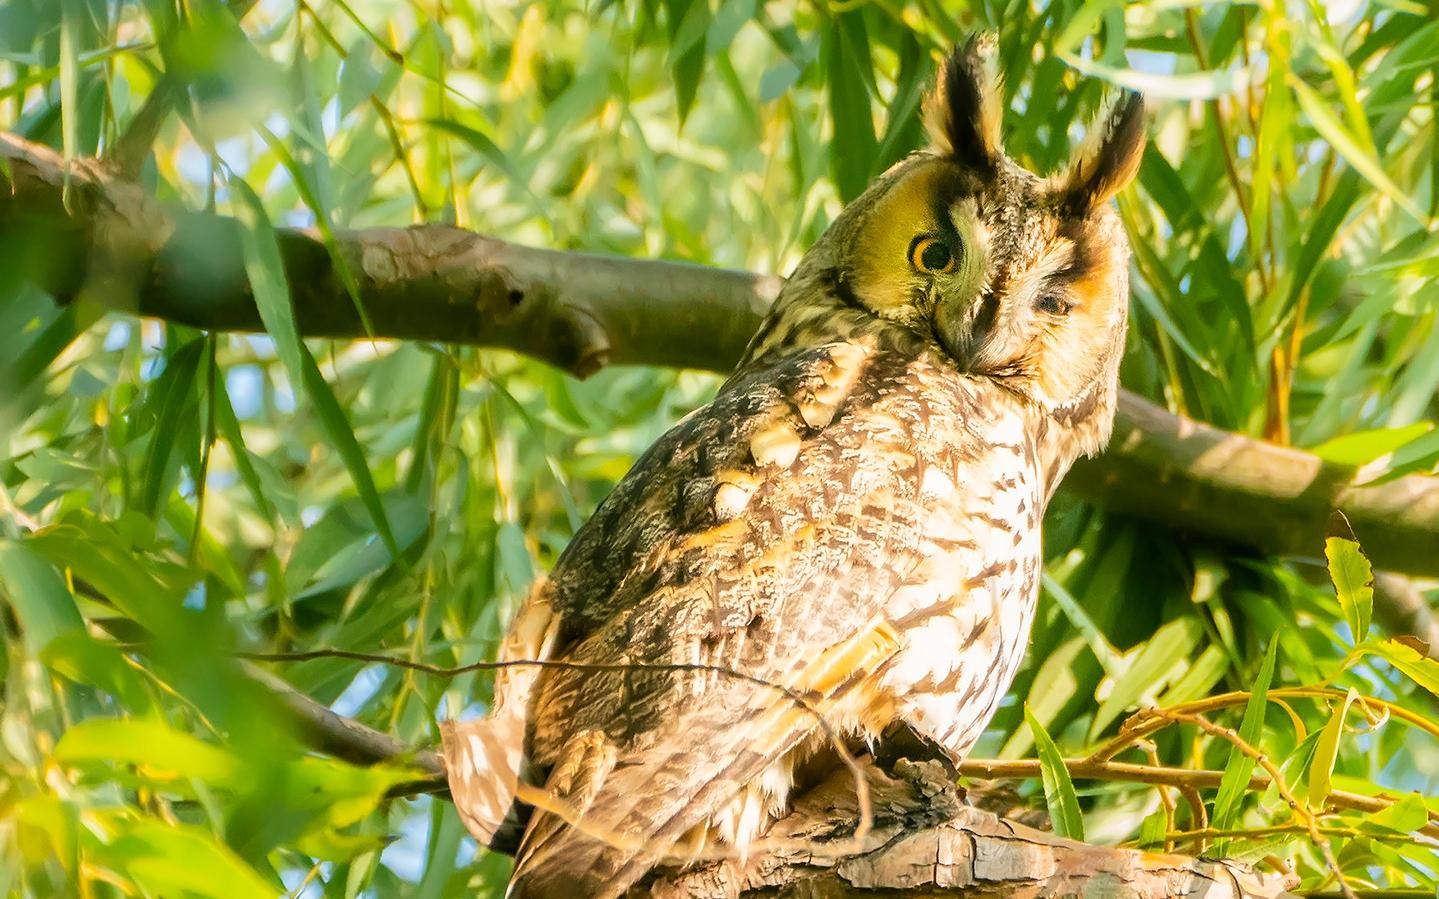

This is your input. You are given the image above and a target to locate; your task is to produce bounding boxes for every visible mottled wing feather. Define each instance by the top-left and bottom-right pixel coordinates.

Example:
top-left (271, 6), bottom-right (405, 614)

top-left (440, 581), bottom-right (560, 851)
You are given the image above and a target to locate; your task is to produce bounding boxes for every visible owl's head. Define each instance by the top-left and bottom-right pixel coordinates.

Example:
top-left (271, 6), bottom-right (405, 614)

top-left (764, 36), bottom-right (1143, 458)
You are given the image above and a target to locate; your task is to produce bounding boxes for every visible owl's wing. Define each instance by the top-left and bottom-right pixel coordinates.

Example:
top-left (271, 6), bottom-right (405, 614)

top-left (506, 339), bottom-right (982, 897)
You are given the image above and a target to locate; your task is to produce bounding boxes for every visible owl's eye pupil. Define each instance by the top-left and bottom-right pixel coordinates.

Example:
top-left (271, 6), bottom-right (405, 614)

top-left (1036, 294), bottom-right (1072, 316)
top-left (909, 236), bottom-right (957, 274)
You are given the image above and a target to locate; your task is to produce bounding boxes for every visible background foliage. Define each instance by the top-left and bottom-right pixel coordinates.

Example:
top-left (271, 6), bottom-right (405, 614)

top-left (2, 0), bottom-right (1439, 895)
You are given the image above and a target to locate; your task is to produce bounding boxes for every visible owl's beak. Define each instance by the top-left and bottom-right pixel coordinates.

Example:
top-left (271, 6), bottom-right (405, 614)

top-left (933, 290), bottom-right (999, 372)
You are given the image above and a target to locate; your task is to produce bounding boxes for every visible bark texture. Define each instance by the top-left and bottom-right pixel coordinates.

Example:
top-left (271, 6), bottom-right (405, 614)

top-left (4, 132), bottom-right (1436, 585)
top-left (641, 759), bottom-right (1297, 898)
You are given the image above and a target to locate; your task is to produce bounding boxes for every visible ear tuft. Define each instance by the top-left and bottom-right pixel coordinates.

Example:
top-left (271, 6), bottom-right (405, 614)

top-left (1060, 92), bottom-right (1145, 212)
top-left (923, 34), bottom-right (1004, 171)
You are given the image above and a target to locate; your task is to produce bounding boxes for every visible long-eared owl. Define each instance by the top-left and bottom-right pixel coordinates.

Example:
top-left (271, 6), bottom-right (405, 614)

top-left (443, 34), bottom-right (1144, 898)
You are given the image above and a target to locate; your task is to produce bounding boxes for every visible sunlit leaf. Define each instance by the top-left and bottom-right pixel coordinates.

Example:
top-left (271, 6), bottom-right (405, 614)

top-left (54, 719), bottom-right (248, 788)
top-left (1325, 537), bottom-right (1374, 644)
top-left (93, 819), bottom-right (276, 899)
top-left (1212, 638), bottom-right (1276, 853)
top-left (1025, 705), bottom-right (1084, 841)
top-left (1307, 687), bottom-right (1358, 811)
top-left (0, 540), bottom-right (84, 655)
top-left (229, 178), bottom-right (400, 559)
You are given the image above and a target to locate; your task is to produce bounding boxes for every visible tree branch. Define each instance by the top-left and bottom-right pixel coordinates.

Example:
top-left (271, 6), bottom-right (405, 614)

top-left (3, 131), bottom-right (1437, 587)
top-left (642, 759), bottom-right (1297, 897)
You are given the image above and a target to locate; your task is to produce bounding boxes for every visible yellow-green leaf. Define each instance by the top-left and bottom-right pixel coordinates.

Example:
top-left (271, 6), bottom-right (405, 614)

top-left (54, 719), bottom-right (248, 789)
top-left (1212, 638), bottom-right (1277, 853)
top-left (1290, 74), bottom-right (1431, 227)
top-left (1361, 638), bottom-right (1439, 696)
top-left (1363, 793), bottom-right (1431, 834)
top-left (1307, 687), bottom-right (1358, 811)
top-left (0, 540), bottom-right (84, 655)
top-left (1325, 536), bottom-right (1374, 643)
top-left (1025, 704), bottom-right (1084, 841)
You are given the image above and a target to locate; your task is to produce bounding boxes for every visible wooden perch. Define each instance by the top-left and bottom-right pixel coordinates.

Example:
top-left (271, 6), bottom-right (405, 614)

top-left (643, 758), bottom-right (1297, 898)
top-left (4, 131), bottom-right (1436, 586)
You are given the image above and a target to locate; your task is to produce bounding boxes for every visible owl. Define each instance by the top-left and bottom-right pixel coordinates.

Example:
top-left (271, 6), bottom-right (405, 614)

top-left (442, 36), bottom-right (1144, 898)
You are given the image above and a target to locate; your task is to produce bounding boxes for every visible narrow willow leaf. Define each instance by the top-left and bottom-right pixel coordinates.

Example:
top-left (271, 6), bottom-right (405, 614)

top-left (57, 0), bottom-right (79, 176)
top-left (1061, 52), bottom-right (1251, 99)
top-left (229, 178), bottom-right (400, 559)
top-left (229, 179), bottom-right (304, 381)
top-left (28, 519), bottom-right (185, 636)
top-left (1308, 423), bottom-right (1433, 466)
top-left (0, 541), bottom-right (84, 655)
top-left (1089, 616), bottom-right (1203, 740)
top-left (1024, 705), bottom-right (1084, 841)
top-left (137, 339), bottom-right (205, 518)
top-left (1290, 74), bottom-right (1430, 226)
top-left (1212, 638), bottom-right (1277, 854)
top-left (667, 0), bottom-right (710, 123)
top-left (1307, 687), bottom-right (1358, 812)
top-left (1042, 572), bottom-right (1122, 674)
top-left (1325, 537), bottom-right (1374, 644)
top-left (1365, 426), bottom-right (1439, 481)
top-left (823, 17), bottom-right (877, 202)
top-left (211, 375), bottom-right (277, 523)
top-left (255, 126), bottom-right (372, 336)
top-left (1136, 805), bottom-right (1168, 851)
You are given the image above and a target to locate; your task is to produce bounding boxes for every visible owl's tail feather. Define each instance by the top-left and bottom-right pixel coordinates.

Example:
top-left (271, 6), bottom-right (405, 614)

top-left (507, 618), bottom-right (901, 899)
top-left (441, 583), bottom-right (559, 853)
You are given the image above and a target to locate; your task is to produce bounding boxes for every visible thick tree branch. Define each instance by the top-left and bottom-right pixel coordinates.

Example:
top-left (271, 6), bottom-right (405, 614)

top-left (3, 131), bottom-right (1438, 590)
top-left (645, 759), bottom-right (1297, 898)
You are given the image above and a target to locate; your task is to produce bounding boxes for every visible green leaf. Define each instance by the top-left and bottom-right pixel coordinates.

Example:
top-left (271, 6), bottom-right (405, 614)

top-left (1089, 616), bottom-right (1203, 740)
top-left (57, 0), bottom-right (79, 172)
top-left (41, 633), bottom-right (154, 712)
top-left (229, 178), bottom-right (400, 560)
top-left (1061, 51), bottom-right (1251, 99)
top-left (54, 719), bottom-right (248, 788)
top-left (1362, 793), bottom-right (1431, 834)
top-left (1024, 704), bottom-right (1084, 841)
top-left (1325, 537), bottom-right (1374, 644)
top-left (93, 819), bottom-right (275, 899)
top-left (1136, 804), bottom-right (1168, 851)
top-left (1042, 572), bottom-right (1122, 674)
top-left (0, 540), bottom-right (84, 655)
top-left (28, 519), bottom-right (188, 637)
top-left (1307, 687), bottom-right (1358, 812)
top-left (666, 0), bottom-right (710, 123)
top-left (1360, 637), bottom-right (1439, 696)
top-left (1290, 74), bottom-right (1431, 227)
top-left (823, 15), bottom-right (877, 202)
top-left (137, 338), bottom-right (205, 518)
top-left (1308, 423), bottom-right (1433, 466)
top-left (1211, 638), bottom-right (1277, 853)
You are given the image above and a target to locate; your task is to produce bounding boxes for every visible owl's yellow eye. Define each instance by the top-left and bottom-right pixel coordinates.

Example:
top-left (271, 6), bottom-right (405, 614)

top-left (908, 236), bottom-right (958, 274)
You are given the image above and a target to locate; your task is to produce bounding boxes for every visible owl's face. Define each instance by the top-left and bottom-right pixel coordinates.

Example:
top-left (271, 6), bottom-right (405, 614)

top-left (809, 39), bottom-right (1144, 454)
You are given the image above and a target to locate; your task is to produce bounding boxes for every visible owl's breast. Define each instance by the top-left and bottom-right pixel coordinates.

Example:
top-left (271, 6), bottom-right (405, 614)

top-left (876, 394), bottom-right (1045, 757)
